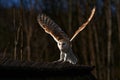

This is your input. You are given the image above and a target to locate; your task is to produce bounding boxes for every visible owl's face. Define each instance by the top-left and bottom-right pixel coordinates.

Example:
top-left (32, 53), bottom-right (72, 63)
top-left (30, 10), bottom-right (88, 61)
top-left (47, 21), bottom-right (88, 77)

top-left (57, 40), bottom-right (71, 51)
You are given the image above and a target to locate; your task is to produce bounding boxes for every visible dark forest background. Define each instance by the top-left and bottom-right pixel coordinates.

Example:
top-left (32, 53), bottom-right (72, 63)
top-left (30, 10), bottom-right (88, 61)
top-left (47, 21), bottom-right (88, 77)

top-left (0, 0), bottom-right (120, 80)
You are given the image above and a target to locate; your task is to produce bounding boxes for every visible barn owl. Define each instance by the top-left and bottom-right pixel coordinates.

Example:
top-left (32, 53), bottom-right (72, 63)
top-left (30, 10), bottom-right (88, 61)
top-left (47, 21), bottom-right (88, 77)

top-left (37, 7), bottom-right (95, 64)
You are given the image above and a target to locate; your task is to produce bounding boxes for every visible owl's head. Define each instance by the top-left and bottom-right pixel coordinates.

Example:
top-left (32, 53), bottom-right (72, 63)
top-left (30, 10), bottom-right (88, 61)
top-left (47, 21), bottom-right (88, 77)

top-left (57, 39), bottom-right (71, 51)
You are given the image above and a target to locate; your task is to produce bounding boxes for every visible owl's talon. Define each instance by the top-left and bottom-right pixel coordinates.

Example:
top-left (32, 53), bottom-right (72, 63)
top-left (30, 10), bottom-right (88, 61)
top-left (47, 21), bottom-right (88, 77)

top-left (52, 59), bottom-right (63, 64)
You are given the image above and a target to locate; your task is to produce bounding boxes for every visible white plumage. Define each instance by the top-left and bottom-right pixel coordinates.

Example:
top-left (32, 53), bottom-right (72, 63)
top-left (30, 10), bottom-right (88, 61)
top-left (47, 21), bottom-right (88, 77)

top-left (37, 7), bottom-right (95, 64)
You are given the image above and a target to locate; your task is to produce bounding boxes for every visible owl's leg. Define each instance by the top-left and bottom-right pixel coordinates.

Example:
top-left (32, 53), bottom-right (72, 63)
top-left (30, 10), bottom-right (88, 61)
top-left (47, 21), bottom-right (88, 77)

top-left (63, 52), bottom-right (77, 64)
top-left (58, 52), bottom-right (64, 61)
top-left (58, 53), bottom-right (68, 63)
top-left (63, 53), bottom-right (72, 63)
top-left (63, 53), bottom-right (67, 62)
top-left (52, 52), bottom-right (64, 63)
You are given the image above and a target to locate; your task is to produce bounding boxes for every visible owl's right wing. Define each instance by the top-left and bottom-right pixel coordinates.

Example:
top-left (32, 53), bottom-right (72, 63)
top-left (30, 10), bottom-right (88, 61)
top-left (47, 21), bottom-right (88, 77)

top-left (70, 7), bottom-right (96, 41)
top-left (37, 14), bottom-right (69, 43)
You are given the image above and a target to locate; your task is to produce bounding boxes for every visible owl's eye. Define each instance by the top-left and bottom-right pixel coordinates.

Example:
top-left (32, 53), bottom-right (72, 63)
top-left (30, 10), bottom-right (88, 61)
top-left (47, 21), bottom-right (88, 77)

top-left (62, 43), bottom-right (66, 46)
top-left (58, 43), bottom-right (61, 45)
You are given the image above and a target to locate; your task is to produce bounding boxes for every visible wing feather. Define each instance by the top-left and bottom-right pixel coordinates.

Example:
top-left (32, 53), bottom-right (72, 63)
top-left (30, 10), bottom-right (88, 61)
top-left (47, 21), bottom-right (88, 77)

top-left (70, 7), bottom-right (96, 41)
top-left (37, 14), bottom-right (69, 42)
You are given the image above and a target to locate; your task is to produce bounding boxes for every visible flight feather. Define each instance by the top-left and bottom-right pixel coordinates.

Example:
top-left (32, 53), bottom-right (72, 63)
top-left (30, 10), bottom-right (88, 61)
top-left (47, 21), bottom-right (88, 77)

top-left (70, 7), bottom-right (96, 41)
top-left (37, 14), bottom-right (69, 42)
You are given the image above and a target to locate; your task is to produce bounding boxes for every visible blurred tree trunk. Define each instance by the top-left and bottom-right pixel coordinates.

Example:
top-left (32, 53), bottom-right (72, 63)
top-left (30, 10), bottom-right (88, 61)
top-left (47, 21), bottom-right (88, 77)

top-left (19, 1), bottom-right (23, 61)
top-left (26, 28), bottom-right (32, 61)
top-left (88, 25), bottom-right (96, 76)
top-left (81, 32), bottom-right (88, 65)
top-left (68, 0), bottom-right (72, 35)
top-left (104, 0), bottom-right (112, 80)
top-left (93, 23), bottom-right (101, 80)
top-left (116, 0), bottom-right (120, 43)
top-left (77, 0), bottom-right (88, 65)
top-left (26, 0), bottom-right (34, 61)
top-left (21, 0), bottom-right (32, 61)
top-left (20, 28), bottom-right (23, 61)
top-left (115, 0), bottom-right (120, 80)
top-left (3, 42), bottom-right (9, 58)
top-left (13, 8), bottom-right (17, 60)
top-left (13, 8), bottom-right (21, 60)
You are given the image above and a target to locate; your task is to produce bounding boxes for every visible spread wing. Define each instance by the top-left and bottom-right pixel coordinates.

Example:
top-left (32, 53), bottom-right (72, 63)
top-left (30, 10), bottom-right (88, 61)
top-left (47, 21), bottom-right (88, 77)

top-left (70, 7), bottom-right (96, 41)
top-left (37, 14), bottom-right (69, 43)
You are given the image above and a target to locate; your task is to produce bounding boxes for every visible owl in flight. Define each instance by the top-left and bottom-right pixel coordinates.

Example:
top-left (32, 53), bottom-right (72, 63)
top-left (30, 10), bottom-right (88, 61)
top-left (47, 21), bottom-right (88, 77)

top-left (37, 7), bottom-right (95, 64)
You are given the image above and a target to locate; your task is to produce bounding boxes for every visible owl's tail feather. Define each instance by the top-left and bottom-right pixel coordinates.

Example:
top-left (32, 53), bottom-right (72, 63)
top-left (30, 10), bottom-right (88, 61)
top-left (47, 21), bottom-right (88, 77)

top-left (70, 7), bottom-right (96, 42)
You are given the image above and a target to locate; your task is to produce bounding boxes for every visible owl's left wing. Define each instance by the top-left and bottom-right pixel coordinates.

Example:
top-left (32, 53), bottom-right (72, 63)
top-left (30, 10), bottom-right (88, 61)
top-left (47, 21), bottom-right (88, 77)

top-left (37, 14), bottom-right (69, 43)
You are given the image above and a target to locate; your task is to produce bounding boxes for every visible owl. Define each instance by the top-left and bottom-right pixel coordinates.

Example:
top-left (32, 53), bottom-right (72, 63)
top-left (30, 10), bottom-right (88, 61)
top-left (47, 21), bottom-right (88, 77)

top-left (37, 7), bottom-right (95, 64)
